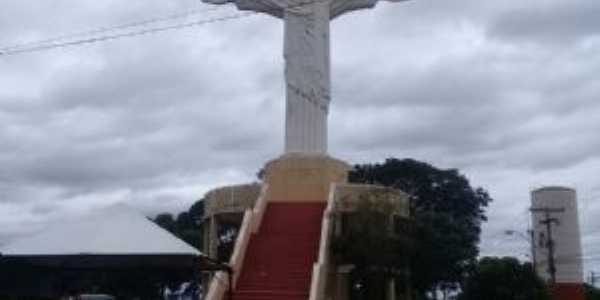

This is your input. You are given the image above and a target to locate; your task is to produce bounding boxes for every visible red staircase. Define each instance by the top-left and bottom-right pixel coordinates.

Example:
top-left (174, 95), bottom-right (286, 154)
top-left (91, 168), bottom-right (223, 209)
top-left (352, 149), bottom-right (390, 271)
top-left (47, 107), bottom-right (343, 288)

top-left (231, 203), bottom-right (325, 300)
top-left (552, 283), bottom-right (585, 300)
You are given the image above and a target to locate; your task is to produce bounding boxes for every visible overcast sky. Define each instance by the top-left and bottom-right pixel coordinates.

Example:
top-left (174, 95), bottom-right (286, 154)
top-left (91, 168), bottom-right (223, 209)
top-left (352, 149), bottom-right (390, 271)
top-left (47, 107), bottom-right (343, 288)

top-left (1, 0), bottom-right (600, 276)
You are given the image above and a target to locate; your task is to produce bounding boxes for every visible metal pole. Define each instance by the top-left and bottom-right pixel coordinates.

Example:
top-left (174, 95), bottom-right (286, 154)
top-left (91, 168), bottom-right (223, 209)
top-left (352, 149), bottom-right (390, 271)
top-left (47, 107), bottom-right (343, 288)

top-left (543, 211), bottom-right (558, 285)
top-left (529, 229), bottom-right (536, 272)
top-left (530, 207), bottom-right (564, 285)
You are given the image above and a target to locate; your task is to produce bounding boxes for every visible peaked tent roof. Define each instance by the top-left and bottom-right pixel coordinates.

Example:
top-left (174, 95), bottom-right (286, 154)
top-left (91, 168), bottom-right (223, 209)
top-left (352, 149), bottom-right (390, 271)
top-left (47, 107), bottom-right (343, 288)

top-left (0, 204), bottom-right (201, 256)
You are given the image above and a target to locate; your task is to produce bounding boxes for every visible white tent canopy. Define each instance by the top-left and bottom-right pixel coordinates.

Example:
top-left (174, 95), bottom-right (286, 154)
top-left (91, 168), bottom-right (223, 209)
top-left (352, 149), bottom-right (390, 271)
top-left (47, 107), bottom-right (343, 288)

top-left (0, 205), bottom-right (228, 299)
top-left (0, 204), bottom-right (201, 256)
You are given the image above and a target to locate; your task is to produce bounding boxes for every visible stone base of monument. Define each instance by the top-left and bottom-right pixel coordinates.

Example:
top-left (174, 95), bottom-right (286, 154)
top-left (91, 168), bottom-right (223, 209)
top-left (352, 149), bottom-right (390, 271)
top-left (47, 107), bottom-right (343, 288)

top-left (263, 153), bottom-right (350, 203)
top-left (201, 155), bottom-right (410, 300)
top-left (201, 154), bottom-right (350, 259)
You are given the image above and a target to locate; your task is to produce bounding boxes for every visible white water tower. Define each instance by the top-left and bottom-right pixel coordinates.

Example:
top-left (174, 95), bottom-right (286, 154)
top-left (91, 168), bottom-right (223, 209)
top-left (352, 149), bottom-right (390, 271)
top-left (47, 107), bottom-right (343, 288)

top-left (531, 186), bottom-right (583, 284)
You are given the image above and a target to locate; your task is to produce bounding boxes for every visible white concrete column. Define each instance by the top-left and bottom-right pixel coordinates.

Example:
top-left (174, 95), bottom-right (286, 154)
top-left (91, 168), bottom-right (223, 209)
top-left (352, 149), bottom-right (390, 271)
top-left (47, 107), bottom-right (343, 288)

top-left (284, 1), bottom-right (330, 154)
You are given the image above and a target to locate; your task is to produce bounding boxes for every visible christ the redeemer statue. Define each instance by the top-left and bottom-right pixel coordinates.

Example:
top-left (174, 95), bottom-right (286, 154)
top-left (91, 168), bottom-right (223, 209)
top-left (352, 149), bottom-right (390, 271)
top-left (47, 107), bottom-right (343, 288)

top-left (203, 0), bottom-right (408, 154)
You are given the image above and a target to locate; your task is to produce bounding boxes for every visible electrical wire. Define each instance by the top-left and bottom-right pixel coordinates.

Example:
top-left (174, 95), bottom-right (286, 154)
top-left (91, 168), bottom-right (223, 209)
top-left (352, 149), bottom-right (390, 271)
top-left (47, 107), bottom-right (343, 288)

top-left (0, 6), bottom-right (226, 53)
top-left (0, 11), bottom-right (256, 56)
top-left (0, 0), bottom-right (325, 57)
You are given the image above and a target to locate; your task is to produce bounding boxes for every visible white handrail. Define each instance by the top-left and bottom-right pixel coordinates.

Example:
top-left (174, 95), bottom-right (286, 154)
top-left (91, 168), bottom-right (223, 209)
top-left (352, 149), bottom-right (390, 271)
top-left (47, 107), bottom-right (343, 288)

top-left (309, 183), bottom-right (337, 300)
top-left (229, 209), bottom-right (253, 287)
top-left (251, 183), bottom-right (269, 233)
top-left (205, 210), bottom-right (251, 300)
top-left (319, 183), bottom-right (336, 262)
top-left (205, 184), bottom-right (270, 300)
top-left (205, 271), bottom-right (228, 300)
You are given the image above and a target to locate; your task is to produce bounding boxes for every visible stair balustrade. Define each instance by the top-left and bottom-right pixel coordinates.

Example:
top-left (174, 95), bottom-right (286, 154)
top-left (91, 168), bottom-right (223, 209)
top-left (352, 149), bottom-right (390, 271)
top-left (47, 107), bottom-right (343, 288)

top-left (205, 184), bottom-right (269, 300)
top-left (309, 183), bottom-right (337, 300)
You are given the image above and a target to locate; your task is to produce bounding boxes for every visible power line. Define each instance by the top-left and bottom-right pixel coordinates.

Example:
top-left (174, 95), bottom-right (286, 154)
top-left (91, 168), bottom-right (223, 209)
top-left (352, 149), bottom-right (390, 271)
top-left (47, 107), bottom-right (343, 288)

top-left (591, 272), bottom-right (596, 286)
top-left (0, 11), bottom-right (257, 56)
top-left (0, 0), bottom-right (325, 57)
top-left (0, 6), bottom-right (226, 53)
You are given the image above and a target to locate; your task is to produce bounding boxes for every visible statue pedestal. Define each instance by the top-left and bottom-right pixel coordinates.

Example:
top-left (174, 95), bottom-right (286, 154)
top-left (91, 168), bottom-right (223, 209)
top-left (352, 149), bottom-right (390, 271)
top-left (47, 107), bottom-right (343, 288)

top-left (264, 154), bottom-right (350, 203)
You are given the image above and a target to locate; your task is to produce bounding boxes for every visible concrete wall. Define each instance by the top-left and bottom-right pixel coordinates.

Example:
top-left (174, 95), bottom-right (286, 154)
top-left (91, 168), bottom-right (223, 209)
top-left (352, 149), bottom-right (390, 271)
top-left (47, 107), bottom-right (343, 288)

top-left (264, 154), bottom-right (350, 203)
top-left (333, 183), bottom-right (410, 216)
top-left (204, 183), bottom-right (261, 218)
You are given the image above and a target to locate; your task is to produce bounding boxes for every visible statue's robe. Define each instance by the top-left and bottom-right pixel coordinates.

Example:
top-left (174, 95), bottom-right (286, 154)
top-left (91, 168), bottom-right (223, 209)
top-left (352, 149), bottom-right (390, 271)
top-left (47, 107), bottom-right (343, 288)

top-left (202, 0), bottom-right (406, 153)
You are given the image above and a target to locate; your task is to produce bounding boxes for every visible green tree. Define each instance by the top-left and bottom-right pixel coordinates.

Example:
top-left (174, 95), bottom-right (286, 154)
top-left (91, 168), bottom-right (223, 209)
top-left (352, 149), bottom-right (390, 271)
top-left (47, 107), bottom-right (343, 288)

top-left (153, 199), bottom-right (205, 250)
top-left (331, 191), bottom-right (412, 300)
top-left (349, 158), bottom-right (492, 297)
top-left (154, 213), bottom-right (176, 233)
top-left (189, 199), bottom-right (205, 222)
top-left (586, 284), bottom-right (600, 300)
top-left (459, 257), bottom-right (551, 300)
top-left (175, 211), bottom-right (203, 250)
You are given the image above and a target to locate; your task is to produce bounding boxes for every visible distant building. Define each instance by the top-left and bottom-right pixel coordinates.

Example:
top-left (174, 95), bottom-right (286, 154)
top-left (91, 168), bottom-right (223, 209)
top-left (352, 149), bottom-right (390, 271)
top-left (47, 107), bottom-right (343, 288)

top-left (531, 186), bottom-right (585, 300)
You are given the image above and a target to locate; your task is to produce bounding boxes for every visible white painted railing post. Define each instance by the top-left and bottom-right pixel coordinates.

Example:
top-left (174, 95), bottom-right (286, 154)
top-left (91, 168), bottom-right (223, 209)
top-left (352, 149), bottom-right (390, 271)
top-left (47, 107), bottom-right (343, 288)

top-left (251, 184), bottom-right (269, 233)
top-left (204, 184), bottom-right (270, 300)
top-left (309, 183), bottom-right (337, 300)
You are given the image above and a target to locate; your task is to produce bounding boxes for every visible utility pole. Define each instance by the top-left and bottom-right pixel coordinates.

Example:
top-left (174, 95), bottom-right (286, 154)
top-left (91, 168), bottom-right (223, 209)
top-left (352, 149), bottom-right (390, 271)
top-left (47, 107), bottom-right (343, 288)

top-left (529, 229), bottom-right (536, 271)
top-left (590, 271), bottom-right (599, 287)
top-left (531, 207), bottom-right (565, 285)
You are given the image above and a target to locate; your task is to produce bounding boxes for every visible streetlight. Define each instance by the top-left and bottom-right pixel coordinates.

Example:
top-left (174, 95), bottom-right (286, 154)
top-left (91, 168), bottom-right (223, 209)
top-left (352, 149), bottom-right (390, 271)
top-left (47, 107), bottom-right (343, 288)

top-left (505, 229), bottom-right (536, 271)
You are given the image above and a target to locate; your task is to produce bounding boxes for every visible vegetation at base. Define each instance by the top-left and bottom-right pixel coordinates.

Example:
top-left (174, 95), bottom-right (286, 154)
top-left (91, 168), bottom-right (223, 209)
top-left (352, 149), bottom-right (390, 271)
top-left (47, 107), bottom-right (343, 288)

top-left (153, 199), bottom-right (205, 250)
top-left (331, 190), bottom-right (413, 300)
top-left (587, 284), bottom-right (600, 300)
top-left (153, 196), bottom-right (237, 262)
top-left (458, 257), bottom-right (551, 300)
top-left (349, 158), bottom-right (492, 298)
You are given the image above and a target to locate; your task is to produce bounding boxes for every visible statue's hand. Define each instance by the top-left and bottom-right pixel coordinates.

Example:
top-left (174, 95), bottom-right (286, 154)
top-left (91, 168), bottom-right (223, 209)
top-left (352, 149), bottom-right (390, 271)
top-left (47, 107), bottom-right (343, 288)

top-left (202, 0), bottom-right (233, 4)
top-left (201, 0), bottom-right (287, 18)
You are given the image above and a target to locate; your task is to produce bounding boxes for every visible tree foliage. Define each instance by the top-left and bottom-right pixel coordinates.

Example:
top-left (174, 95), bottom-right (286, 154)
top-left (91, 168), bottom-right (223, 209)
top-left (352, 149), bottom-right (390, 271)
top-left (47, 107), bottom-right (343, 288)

top-left (332, 191), bottom-right (412, 300)
top-left (349, 158), bottom-right (492, 295)
top-left (458, 257), bottom-right (551, 300)
top-left (586, 284), bottom-right (600, 300)
top-left (153, 198), bottom-right (237, 262)
top-left (153, 200), bottom-right (204, 250)
top-left (154, 213), bottom-right (177, 232)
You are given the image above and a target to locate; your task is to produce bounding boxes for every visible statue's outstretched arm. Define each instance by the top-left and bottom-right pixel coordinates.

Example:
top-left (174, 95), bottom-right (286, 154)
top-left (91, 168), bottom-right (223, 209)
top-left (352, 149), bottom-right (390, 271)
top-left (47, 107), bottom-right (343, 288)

top-left (330, 0), bottom-right (409, 19)
top-left (331, 0), bottom-right (377, 18)
top-left (202, 0), bottom-right (292, 18)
